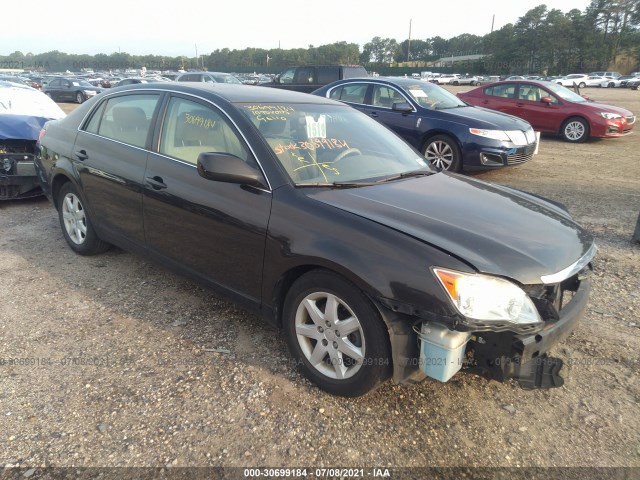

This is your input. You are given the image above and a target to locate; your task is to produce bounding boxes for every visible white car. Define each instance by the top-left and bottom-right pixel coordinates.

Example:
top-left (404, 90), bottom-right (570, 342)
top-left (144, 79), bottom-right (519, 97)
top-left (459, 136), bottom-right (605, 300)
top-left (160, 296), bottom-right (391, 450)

top-left (434, 74), bottom-right (460, 85)
top-left (583, 75), bottom-right (608, 87)
top-left (599, 76), bottom-right (626, 88)
top-left (554, 74), bottom-right (589, 88)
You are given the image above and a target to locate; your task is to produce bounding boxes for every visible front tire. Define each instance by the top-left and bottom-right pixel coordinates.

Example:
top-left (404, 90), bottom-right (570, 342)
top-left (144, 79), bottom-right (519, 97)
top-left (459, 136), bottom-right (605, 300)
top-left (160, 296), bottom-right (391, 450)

top-left (422, 134), bottom-right (461, 172)
top-left (283, 270), bottom-right (391, 397)
top-left (58, 183), bottom-right (110, 255)
top-left (76, 92), bottom-right (85, 104)
top-left (561, 117), bottom-right (589, 143)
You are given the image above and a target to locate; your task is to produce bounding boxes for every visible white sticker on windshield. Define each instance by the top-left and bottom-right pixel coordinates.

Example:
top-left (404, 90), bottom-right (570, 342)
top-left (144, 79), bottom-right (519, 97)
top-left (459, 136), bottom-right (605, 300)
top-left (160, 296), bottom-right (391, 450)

top-left (409, 89), bottom-right (428, 98)
top-left (305, 115), bottom-right (327, 138)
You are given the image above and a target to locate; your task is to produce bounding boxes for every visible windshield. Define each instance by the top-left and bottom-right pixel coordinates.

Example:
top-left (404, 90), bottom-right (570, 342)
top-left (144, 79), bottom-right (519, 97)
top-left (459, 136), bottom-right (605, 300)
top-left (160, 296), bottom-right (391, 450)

top-left (545, 82), bottom-right (587, 103)
top-left (402, 82), bottom-right (467, 110)
top-left (72, 80), bottom-right (93, 87)
top-left (211, 74), bottom-right (241, 84)
top-left (239, 103), bottom-right (431, 185)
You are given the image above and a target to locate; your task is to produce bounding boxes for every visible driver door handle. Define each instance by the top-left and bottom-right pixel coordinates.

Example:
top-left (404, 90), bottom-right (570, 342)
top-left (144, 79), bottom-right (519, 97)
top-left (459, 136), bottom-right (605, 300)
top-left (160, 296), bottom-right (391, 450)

top-left (75, 150), bottom-right (88, 161)
top-left (145, 176), bottom-right (167, 190)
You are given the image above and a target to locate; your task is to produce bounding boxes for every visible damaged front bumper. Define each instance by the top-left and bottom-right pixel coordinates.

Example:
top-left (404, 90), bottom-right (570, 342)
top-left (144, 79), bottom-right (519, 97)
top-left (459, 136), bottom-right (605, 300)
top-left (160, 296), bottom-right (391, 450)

top-left (1, 144), bottom-right (42, 200)
top-left (380, 272), bottom-right (592, 390)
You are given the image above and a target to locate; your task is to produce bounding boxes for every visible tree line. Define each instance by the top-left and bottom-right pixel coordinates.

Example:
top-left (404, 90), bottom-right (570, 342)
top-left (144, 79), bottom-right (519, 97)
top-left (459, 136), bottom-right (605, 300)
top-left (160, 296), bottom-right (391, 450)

top-left (2, 1), bottom-right (639, 75)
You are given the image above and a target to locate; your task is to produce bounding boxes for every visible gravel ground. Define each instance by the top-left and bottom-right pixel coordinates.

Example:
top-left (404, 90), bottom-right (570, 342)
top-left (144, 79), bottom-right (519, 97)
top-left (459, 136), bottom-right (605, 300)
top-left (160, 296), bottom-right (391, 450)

top-left (0, 86), bottom-right (639, 477)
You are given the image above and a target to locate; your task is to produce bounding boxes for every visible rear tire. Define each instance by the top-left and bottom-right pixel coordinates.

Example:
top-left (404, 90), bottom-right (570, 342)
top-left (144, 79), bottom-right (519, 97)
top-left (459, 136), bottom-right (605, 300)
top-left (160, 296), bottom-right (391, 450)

top-left (283, 270), bottom-right (392, 397)
top-left (58, 183), bottom-right (110, 255)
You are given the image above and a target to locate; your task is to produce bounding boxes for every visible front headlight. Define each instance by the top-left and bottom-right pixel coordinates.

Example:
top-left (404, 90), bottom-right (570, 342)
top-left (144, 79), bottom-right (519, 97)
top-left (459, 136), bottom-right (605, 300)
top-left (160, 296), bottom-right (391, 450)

top-left (469, 128), bottom-right (511, 142)
top-left (599, 112), bottom-right (622, 120)
top-left (433, 268), bottom-right (542, 327)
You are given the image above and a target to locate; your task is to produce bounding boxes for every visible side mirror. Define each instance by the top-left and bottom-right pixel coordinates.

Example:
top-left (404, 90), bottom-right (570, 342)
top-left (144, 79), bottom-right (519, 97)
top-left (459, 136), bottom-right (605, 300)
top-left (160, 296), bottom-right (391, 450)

top-left (392, 102), bottom-right (413, 112)
top-left (540, 97), bottom-right (553, 104)
top-left (197, 152), bottom-right (267, 189)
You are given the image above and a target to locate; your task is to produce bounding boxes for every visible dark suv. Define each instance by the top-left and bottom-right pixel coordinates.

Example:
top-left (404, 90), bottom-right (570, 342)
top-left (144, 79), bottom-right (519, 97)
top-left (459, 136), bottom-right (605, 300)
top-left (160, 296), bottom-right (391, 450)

top-left (265, 65), bottom-right (369, 93)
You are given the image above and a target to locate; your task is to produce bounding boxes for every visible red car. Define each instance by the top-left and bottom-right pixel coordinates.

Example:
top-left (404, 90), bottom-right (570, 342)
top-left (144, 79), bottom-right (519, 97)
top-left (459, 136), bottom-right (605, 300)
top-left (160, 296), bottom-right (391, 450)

top-left (457, 80), bottom-right (636, 142)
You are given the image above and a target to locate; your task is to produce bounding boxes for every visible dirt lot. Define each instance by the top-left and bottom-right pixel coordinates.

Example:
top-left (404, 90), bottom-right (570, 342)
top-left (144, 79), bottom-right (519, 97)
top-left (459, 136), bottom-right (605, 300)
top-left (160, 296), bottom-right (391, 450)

top-left (1, 85), bottom-right (639, 476)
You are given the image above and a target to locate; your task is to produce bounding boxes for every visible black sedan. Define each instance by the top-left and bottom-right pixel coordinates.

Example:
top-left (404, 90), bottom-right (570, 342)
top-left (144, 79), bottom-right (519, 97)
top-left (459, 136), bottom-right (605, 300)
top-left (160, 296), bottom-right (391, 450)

top-left (312, 77), bottom-right (538, 172)
top-left (36, 83), bottom-right (595, 396)
top-left (42, 76), bottom-right (104, 103)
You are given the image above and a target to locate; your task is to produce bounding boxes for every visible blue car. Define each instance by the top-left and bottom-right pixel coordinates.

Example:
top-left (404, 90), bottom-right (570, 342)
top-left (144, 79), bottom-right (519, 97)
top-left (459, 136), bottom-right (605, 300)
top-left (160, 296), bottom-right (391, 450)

top-left (312, 77), bottom-right (538, 172)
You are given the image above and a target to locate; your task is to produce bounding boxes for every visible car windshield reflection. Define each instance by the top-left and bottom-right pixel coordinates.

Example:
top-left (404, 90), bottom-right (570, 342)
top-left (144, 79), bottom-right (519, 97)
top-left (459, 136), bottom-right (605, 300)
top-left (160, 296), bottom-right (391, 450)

top-left (404, 83), bottom-right (467, 110)
top-left (239, 103), bottom-right (432, 185)
top-left (546, 83), bottom-right (588, 103)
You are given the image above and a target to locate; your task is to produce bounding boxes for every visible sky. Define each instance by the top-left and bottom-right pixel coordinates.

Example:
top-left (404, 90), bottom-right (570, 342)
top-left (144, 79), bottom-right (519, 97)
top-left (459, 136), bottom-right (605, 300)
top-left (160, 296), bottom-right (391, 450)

top-left (2, 0), bottom-right (592, 57)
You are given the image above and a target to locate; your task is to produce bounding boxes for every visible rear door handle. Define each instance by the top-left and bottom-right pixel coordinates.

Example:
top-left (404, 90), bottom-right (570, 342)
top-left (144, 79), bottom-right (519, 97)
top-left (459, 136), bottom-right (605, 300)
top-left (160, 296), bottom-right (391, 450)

top-left (516, 102), bottom-right (525, 107)
top-left (145, 176), bottom-right (167, 190)
top-left (75, 149), bottom-right (88, 161)
top-left (369, 111), bottom-right (379, 118)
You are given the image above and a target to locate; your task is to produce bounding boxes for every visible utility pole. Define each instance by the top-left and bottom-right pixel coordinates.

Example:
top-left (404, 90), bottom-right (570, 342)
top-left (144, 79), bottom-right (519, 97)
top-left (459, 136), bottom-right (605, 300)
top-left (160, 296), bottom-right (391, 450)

top-left (407, 18), bottom-right (412, 62)
top-left (491, 14), bottom-right (495, 33)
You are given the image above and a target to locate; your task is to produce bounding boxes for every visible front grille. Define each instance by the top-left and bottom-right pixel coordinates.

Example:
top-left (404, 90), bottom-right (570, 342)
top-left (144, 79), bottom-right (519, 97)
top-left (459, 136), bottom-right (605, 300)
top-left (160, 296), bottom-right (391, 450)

top-left (507, 143), bottom-right (536, 165)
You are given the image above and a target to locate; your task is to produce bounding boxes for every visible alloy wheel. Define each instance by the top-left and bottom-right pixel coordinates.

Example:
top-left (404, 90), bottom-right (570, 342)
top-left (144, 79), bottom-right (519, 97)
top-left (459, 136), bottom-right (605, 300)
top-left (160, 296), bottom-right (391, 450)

top-left (294, 291), bottom-right (365, 380)
top-left (62, 193), bottom-right (87, 245)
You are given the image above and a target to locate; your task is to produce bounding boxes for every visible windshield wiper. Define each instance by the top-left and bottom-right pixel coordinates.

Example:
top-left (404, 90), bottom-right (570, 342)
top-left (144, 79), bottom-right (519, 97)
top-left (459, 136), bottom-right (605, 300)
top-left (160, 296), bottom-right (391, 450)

top-left (379, 169), bottom-right (434, 182)
top-left (296, 181), bottom-right (377, 188)
top-left (295, 169), bottom-right (433, 188)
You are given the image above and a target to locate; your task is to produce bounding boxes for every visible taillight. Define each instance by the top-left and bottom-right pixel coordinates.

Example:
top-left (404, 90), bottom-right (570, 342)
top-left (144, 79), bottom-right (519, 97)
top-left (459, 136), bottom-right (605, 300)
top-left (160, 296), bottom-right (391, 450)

top-left (37, 128), bottom-right (46, 143)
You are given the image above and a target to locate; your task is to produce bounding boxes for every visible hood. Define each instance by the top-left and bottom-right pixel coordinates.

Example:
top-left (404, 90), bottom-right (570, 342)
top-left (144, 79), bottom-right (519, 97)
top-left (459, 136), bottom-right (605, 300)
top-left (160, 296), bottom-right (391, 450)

top-left (433, 105), bottom-right (532, 131)
top-left (0, 84), bottom-right (66, 140)
top-left (580, 101), bottom-right (634, 117)
top-left (308, 173), bottom-right (593, 285)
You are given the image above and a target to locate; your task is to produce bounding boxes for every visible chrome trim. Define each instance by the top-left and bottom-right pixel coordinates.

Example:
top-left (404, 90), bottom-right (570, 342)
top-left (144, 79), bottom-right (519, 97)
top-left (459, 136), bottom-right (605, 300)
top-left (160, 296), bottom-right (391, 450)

top-left (540, 242), bottom-right (597, 284)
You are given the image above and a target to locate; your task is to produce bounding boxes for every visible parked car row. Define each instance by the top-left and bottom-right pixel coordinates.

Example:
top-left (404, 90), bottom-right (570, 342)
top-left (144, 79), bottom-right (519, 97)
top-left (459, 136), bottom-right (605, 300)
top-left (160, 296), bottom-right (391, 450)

top-left (34, 82), bottom-right (597, 396)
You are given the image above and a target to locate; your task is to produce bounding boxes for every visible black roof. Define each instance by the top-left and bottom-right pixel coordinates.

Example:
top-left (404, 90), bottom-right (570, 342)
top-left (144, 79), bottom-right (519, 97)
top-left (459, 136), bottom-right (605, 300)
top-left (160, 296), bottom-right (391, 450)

top-left (106, 82), bottom-right (342, 105)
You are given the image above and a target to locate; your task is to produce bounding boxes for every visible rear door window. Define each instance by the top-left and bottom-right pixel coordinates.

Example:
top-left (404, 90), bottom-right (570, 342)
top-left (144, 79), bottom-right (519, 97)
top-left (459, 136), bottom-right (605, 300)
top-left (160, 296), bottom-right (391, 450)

top-left (85, 94), bottom-right (161, 148)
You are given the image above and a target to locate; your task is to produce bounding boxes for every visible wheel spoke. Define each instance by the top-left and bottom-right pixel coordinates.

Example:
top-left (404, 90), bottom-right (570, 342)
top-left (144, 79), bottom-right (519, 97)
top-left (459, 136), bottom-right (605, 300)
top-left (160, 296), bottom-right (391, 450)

top-left (336, 337), bottom-right (363, 362)
top-left (302, 298), bottom-right (325, 326)
top-left (328, 348), bottom-right (347, 379)
top-left (64, 196), bottom-right (74, 213)
top-left (308, 343), bottom-right (328, 366)
top-left (324, 294), bottom-right (339, 324)
top-left (296, 323), bottom-right (323, 340)
top-left (337, 316), bottom-right (359, 336)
